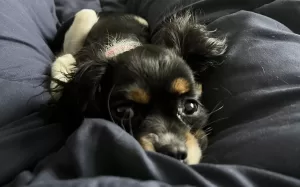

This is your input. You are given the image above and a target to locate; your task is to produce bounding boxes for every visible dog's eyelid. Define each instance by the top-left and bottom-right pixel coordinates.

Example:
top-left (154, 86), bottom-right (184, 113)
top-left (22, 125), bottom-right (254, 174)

top-left (181, 97), bottom-right (199, 104)
top-left (110, 94), bottom-right (147, 106)
top-left (110, 90), bottom-right (150, 106)
top-left (179, 92), bottom-right (200, 100)
top-left (110, 99), bottom-right (133, 108)
top-left (178, 97), bottom-right (201, 109)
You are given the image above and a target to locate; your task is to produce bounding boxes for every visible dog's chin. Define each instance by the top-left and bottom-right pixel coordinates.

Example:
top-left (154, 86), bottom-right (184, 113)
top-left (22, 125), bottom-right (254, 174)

top-left (138, 132), bottom-right (203, 165)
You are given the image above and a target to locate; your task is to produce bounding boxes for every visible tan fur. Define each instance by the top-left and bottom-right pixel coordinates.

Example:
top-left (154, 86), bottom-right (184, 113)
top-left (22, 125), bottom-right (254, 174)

top-left (63, 9), bottom-right (98, 54)
top-left (193, 129), bottom-right (206, 140)
top-left (127, 88), bottom-right (150, 104)
top-left (185, 132), bottom-right (202, 165)
top-left (171, 78), bottom-right (190, 94)
top-left (139, 137), bottom-right (155, 151)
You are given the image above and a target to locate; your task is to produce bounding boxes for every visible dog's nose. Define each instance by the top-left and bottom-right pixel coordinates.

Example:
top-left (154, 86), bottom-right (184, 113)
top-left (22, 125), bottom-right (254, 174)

top-left (157, 145), bottom-right (187, 161)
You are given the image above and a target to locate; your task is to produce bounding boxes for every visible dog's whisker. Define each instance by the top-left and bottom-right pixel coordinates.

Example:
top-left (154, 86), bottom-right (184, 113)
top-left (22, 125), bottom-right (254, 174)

top-left (120, 117), bottom-right (126, 131)
top-left (212, 100), bottom-right (222, 111)
top-left (208, 101), bottom-right (224, 117)
top-left (204, 127), bottom-right (213, 135)
top-left (200, 133), bottom-right (208, 140)
top-left (204, 126), bottom-right (212, 132)
top-left (207, 117), bottom-right (228, 126)
top-left (204, 131), bottom-right (212, 137)
top-left (208, 105), bottom-right (224, 116)
top-left (129, 117), bottom-right (133, 136)
top-left (209, 100), bottom-right (223, 114)
top-left (107, 84), bottom-right (116, 124)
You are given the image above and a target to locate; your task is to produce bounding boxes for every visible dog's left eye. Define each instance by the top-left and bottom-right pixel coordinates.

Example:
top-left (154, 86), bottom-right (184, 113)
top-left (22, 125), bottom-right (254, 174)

top-left (183, 100), bottom-right (199, 115)
top-left (115, 106), bottom-right (135, 120)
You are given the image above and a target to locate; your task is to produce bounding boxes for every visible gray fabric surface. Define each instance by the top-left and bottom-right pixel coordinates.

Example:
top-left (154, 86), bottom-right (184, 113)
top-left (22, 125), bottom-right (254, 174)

top-left (7, 119), bottom-right (300, 187)
top-left (54, 0), bottom-right (101, 23)
top-left (1, 0), bottom-right (300, 186)
top-left (0, 0), bottom-right (64, 184)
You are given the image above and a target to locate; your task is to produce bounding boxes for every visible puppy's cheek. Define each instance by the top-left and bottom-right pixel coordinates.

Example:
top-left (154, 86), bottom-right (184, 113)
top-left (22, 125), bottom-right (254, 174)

top-left (185, 132), bottom-right (202, 165)
top-left (138, 136), bottom-right (156, 152)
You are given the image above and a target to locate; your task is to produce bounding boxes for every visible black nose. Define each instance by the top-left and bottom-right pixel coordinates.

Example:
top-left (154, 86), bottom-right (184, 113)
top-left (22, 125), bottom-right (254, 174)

top-left (157, 145), bottom-right (187, 161)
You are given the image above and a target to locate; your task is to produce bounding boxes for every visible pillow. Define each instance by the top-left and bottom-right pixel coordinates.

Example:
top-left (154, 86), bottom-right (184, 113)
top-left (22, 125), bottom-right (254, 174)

top-left (54, 0), bottom-right (101, 23)
top-left (0, 0), bottom-right (63, 184)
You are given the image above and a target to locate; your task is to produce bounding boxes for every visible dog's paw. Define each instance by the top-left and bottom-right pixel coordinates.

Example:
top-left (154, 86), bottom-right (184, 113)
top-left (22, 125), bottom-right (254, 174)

top-left (51, 54), bottom-right (76, 100)
top-left (132, 15), bottom-right (149, 27)
top-left (63, 9), bottom-right (99, 54)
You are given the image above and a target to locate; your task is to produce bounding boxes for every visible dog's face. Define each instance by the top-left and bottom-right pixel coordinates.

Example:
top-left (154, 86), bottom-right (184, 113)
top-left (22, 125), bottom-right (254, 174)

top-left (92, 45), bottom-right (207, 164)
top-left (57, 11), bottom-right (227, 165)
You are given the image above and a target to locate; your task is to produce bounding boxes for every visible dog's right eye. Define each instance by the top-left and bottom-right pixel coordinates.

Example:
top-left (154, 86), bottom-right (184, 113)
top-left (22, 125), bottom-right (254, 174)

top-left (182, 99), bottom-right (199, 115)
top-left (114, 106), bottom-right (135, 120)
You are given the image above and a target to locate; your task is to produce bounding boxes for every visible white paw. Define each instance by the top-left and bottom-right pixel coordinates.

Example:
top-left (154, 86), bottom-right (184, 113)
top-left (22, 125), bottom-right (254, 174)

top-left (63, 9), bottom-right (99, 54)
top-left (132, 16), bottom-right (149, 27)
top-left (50, 54), bottom-right (76, 100)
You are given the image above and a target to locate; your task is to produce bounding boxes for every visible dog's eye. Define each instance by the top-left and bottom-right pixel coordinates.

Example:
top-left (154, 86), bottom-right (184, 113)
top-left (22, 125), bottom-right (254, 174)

top-left (115, 106), bottom-right (134, 119)
top-left (183, 100), bottom-right (199, 115)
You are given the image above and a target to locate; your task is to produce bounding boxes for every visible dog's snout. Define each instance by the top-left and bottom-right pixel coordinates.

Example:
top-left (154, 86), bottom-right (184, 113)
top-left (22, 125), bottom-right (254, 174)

top-left (157, 145), bottom-right (187, 161)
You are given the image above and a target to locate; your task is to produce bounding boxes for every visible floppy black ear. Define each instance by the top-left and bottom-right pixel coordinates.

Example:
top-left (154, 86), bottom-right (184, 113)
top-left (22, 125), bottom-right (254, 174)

top-left (55, 50), bottom-right (109, 134)
top-left (152, 11), bottom-right (227, 72)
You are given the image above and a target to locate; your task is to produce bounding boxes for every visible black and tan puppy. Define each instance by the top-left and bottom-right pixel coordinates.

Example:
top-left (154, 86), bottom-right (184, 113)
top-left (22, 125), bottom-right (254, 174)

top-left (51, 10), bottom-right (226, 165)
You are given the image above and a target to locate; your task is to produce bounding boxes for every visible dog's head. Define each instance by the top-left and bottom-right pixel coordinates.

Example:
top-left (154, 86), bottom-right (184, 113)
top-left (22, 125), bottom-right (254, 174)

top-left (57, 12), bottom-right (226, 165)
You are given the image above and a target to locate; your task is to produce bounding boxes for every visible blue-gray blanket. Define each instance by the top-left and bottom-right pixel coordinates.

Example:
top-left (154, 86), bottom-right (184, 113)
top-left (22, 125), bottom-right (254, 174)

top-left (1, 0), bottom-right (300, 186)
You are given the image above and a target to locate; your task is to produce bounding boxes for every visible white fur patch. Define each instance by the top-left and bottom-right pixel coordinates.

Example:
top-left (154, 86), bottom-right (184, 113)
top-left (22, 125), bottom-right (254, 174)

top-left (185, 134), bottom-right (202, 165)
top-left (50, 54), bottom-right (76, 100)
top-left (160, 133), bottom-right (177, 144)
top-left (105, 39), bottom-right (141, 58)
top-left (63, 9), bottom-right (99, 54)
top-left (186, 143), bottom-right (202, 165)
top-left (133, 16), bottom-right (148, 27)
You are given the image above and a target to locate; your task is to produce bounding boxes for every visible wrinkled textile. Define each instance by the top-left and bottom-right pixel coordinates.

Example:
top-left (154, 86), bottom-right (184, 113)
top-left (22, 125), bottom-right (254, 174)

top-left (1, 0), bottom-right (300, 186)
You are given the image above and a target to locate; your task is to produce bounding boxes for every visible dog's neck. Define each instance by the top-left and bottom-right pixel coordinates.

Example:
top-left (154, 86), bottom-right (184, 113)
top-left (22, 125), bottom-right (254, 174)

top-left (104, 39), bottom-right (142, 58)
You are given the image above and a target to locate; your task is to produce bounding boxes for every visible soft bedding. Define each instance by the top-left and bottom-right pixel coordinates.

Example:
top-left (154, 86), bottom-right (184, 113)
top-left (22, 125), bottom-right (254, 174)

top-left (1, 0), bottom-right (300, 186)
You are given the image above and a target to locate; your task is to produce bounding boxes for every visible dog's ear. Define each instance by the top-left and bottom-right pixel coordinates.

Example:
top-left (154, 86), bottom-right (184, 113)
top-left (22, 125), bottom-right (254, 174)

top-left (152, 12), bottom-right (227, 72)
top-left (55, 50), bottom-right (109, 134)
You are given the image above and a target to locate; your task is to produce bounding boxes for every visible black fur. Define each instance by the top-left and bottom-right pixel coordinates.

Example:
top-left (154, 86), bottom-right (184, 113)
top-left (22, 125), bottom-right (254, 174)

top-left (153, 11), bottom-right (227, 73)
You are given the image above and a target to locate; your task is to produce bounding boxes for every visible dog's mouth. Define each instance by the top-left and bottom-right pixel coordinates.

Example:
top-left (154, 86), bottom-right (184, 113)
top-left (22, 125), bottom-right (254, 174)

top-left (138, 131), bottom-right (205, 165)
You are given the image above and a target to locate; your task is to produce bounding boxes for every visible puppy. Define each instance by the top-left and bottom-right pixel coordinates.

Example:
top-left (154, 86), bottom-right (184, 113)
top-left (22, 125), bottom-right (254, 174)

top-left (51, 10), bottom-right (226, 165)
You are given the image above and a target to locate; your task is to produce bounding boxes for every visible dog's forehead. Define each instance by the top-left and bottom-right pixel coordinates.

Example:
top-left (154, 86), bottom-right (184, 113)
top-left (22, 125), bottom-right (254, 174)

top-left (111, 46), bottom-right (197, 103)
top-left (113, 45), bottom-right (193, 80)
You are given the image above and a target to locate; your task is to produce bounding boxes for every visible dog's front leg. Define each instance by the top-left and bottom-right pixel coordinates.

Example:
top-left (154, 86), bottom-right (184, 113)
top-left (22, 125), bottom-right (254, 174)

top-left (51, 9), bottom-right (99, 99)
top-left (63, 9), bottom-right (99, 54)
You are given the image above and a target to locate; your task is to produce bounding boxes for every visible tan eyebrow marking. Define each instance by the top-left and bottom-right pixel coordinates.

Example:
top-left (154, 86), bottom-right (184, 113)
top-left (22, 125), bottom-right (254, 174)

top-left (138, 136), bottom-right (155, 152)
top-left (126, 87), bottom-right (150, 104)
top-left (171, 78), bottom-right (190, 95)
